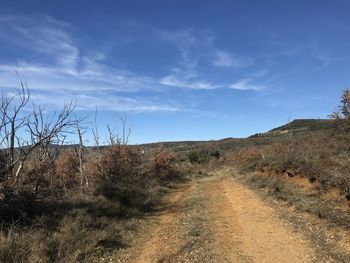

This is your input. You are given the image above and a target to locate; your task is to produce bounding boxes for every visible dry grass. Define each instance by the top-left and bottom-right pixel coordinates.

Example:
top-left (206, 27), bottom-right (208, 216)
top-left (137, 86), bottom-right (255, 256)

top-left (0, 144), bottom-right (184, 262)
top-left (225, 129), bottom-right (350, 231)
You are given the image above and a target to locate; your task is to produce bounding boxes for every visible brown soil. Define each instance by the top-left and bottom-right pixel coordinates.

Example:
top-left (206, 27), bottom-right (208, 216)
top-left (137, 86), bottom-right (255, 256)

top-left (203, 171), bottom-right (314, 262)
top-left (127, 182), bottom-right (194, 263)
top-left (288, 175), bottom-right (316, 191)
top-left (109, 170), bottom-right (317, 262)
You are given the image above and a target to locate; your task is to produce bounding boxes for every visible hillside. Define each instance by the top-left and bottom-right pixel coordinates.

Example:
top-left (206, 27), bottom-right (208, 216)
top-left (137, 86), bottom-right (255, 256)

top-left (268, 118), bottom-right (335, 133)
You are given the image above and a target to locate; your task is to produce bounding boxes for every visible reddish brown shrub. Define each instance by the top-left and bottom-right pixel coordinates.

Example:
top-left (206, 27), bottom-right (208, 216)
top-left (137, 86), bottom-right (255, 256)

top-left (149, 149), bottom-right (177, 181)
top-left (98, 145), bottom-right (141, 184)
top-left (55, 150), bottom-right (79, 190)
top-left (331, 89), bottom-right (350, 132)
top-left (236, 147), bottom-right (262, 167)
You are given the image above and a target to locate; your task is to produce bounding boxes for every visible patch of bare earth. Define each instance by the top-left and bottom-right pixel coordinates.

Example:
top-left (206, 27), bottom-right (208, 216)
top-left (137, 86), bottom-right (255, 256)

top-left (203, 171), bottom-right (314, 262)
top-left (108, 180), bottom-right (214, 263)
top-left (108, 170), bottom-right (318, 262)
top-left (232, 167), bottom-right (350, 262)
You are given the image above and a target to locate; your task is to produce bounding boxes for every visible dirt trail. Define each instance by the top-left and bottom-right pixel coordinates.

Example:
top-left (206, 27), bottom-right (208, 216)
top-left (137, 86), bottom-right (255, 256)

top-left (111, 170), bottom-right (315, 262)
top-left (127, 182), bottom-right (193, 263)
top-left (204, 171), bottom-right (314, 262)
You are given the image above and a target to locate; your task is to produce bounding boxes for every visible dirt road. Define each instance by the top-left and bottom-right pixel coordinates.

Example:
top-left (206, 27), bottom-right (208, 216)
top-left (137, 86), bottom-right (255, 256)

top-left (110, 169), bottom-right (315, 262)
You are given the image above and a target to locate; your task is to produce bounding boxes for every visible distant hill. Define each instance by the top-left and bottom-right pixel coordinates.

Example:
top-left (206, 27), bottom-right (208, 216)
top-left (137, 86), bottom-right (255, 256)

top-left (248, 119), bottom-right (336, 138)
top-left (21, 119), bottom-right (336, 151)
top-left (268, 119), bottom-right (335, 133)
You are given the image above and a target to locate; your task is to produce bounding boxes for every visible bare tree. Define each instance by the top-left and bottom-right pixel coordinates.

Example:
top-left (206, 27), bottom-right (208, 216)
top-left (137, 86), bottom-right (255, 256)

top-left (107, 124), bottom-right (118, 146)
top-left (0, 85), bottom-right (30, 178)
top-left (0, 85), bottom-right (77, 189)
top-left (75, 117), bottom-right (88, 194)
top-left (105, 114), bottom-right (131, 146)
top-left (92, 107), bottom-right (101, 158)
top-left (120, 114), bottom-right (131, 145)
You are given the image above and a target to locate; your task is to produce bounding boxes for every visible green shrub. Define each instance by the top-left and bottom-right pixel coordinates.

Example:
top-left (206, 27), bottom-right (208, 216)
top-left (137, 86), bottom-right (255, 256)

top-left (188, 150), bottom-right (210, 164)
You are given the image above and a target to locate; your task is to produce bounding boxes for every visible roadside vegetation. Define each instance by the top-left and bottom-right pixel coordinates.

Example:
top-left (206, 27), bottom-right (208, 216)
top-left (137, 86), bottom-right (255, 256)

top-left (223, 89), bottom-right (350, 233)
top-left (2, 82), bottom-right (350, 262)
top-left (0, 84), bottom-right (185, 262)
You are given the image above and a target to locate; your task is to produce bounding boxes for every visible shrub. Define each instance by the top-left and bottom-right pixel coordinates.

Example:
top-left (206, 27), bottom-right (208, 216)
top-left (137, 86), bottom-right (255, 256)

top-left (231, 147), bottom-right (263, 171)
top-left (98, 145), bottom-right (141, 184)
top-left (188, 150), bottom-right (210, 164)
top-left (55, 149), bottom-right (80, 192)
top-left (150, 149), bottom-right (177, 181)
top-left (331, 88), bottom-right (350, 132)
top-left (210, 150), bottom-right (221, 159)
top-left (24, 158), bottom-right (54, 197)
top-left (0, 186), bottom-right (35, 226)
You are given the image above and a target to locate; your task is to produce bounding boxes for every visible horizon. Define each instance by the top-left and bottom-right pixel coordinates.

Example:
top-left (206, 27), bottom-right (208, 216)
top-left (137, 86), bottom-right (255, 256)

top-left (1, 1), bottom-right (350, 144)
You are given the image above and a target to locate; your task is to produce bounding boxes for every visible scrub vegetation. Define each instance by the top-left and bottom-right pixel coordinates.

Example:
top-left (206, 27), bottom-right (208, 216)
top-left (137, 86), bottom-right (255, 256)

top-left (1, 86), bottom-right (350, 262)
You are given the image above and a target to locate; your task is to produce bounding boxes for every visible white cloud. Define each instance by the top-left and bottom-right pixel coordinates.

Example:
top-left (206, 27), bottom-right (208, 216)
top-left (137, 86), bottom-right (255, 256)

top-left (4, 86), bottom-right (179, 113)
top-left (213, 50), bottom-right (255, 68)
top-left (229, 79), bottom-right (265, 91)
top-left (76, 95), bottom-right (179, 113)
top-left (0, 15), bottom-right (181, 113)
top-left (0, 61), bottom-right (164, 93)
top-left (0, 15), bottom-right (79, 72)
top-left (0, 15), bottom-right (223, 92)
top-left (0, 15), bottom-right (262, 114)
top-left (160, 75), bottom-right (219, 90)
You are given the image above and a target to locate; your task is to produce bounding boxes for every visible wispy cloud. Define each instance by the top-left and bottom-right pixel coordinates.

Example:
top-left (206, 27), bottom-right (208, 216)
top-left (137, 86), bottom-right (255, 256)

top-left (0, 15), bottom-right (167, 93)
top-left (312, 47), bottom-right (350, 69)
top-left (213, 50), bottom-right (255, 68)
top-left (0, 14), bottom-right (260, 114)
top-left (229, 79), bottom-right (265, 91)
top-left (0, 15), bottom-right (182, 113)
top-left (0, 15), bottom-right (79, 72)
top-left (160, 75), bottom-right (219, 90)
top-left (120, 20), bottom-right (256, 90)
top-left (43, 93), bottom-right (179, 113)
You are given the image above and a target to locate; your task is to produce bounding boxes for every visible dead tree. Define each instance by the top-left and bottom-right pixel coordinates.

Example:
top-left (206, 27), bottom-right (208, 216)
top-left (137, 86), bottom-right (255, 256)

top-left (75, 118), bottom-right (88, 194)
top-left (92, 107), bottom-right (101, 159)
top-left (106, 114), bottom-right (131, 146)
top-left (0, 85), bottom-right (77, 190)
top-left (0, 84), bottom-right (30, 179)
top-left (120, 114), bottom-right (131, 145)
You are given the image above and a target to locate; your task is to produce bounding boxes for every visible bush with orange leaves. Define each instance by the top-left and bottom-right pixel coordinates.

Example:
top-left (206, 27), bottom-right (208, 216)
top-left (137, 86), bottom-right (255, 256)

top-left (234, 147), bottom-right (263, 168)
top-left (150, 149), bottom-right (178, 181)
top-left (97, 145), bottom-right (141, 184)
top-left (331, 88), bottom-right (350, 132)
top-left (55, 149), bottom-right (80, 192)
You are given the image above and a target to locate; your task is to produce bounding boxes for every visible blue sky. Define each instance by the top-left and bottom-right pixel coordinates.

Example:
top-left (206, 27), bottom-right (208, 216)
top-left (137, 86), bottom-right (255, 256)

top-left (1, 0), bottom-right (350, 144)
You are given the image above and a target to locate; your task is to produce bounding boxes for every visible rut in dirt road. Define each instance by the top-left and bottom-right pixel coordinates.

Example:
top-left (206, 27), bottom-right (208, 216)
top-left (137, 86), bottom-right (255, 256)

top-left (110, 170), bottom-right (315, 263)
